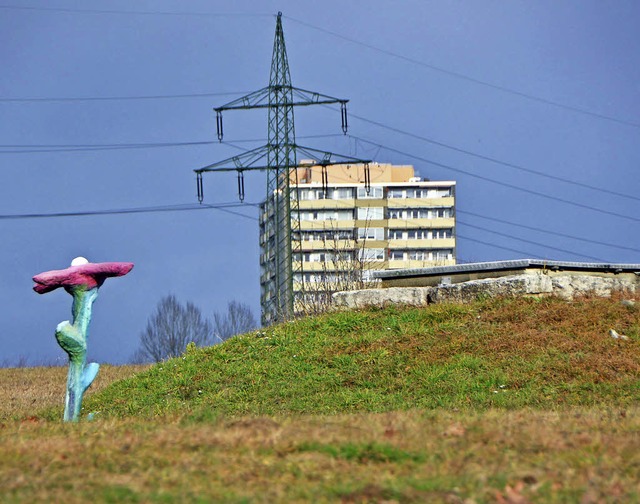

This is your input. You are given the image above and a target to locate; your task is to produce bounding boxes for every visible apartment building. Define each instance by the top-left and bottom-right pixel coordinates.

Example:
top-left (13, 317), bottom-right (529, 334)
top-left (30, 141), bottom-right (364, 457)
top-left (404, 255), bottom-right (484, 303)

top-left (259, 161), bottom-right (456, 322)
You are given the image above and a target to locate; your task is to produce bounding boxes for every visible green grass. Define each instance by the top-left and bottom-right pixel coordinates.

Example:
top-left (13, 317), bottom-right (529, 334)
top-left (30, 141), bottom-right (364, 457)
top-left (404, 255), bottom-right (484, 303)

top-left (83, 295), bottom-right (640, 420)
top-left (3, 295), bottom-right (640, 503)
top-left (2, 409), bottom-right (639, 503)
top-left (295, 441), bottom-right (426, 463)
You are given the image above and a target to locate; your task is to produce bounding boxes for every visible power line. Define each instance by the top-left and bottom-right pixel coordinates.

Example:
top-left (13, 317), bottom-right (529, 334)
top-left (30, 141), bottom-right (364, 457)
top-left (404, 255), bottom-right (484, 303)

top-left (0, 134), bottom-right (343, 154)
top-left (350, 135), bottom-right (640, 223)
top-left (205, 162), bottom-right (605, 262)
top-left (0, 202), bottom-right (259, 221)
top-left (314, 167), bottom-right (629, 260)
top-left (286, 15), bottom-right (640, 130)
top-left (0, 141), bottom-right (217, 154)
top-left (1, 130), bottom-right (629, 256)
top-left (457, 209), bottom-right (640, 255)
top-left (456, 233), bottom-right (545, 259)
top-left (0, 91), bottom-right (249, 103)
top-left (278, 160), bottom-right (632, 257)
top-left (282, 184), bottom-right (547, 261)
top-left (221, 133), bottom-right (344, 144)
top-left (282, 180), bottom-right (588, 262)
top-left (342, 116), bottom-right (640, 203)
top-left (3, 8), bottom-right (636, 129)
top-left (457, 219), bottom-right (607, 262)
top-left (0, 5), bottom-right (270, 18)
top-left (200, 203), bottom-right (258, 221)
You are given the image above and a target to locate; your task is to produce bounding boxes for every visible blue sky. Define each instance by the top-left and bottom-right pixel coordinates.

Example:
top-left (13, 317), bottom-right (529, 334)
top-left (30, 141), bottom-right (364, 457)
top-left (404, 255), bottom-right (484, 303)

top-left (1, 0), bottom-right (639, 365)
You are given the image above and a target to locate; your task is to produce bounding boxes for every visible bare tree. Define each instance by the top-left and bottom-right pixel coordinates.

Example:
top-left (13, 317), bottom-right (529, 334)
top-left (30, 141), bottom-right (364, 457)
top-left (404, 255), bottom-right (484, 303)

top-left (134, 295), bottom-right (213, 362)
top-left (213, 301), bottom-right (258, 341)
top-left (295, 219), bottom-right (381, 317)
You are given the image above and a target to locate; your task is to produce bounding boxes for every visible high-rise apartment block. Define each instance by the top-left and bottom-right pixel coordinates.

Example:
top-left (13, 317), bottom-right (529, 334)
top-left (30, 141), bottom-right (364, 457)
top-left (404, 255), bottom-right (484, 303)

top-left (259, 161), bottom-right (456, 323)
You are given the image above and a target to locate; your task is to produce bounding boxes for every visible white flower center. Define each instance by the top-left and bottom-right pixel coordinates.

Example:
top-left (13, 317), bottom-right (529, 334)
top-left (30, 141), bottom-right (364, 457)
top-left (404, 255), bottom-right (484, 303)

top-left (71, 257), bottom-right (89, 266)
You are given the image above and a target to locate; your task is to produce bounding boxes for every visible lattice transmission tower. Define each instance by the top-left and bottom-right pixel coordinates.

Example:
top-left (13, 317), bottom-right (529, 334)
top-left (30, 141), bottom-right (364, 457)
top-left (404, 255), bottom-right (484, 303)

top-left (195, 13), bottom-right (370, 325)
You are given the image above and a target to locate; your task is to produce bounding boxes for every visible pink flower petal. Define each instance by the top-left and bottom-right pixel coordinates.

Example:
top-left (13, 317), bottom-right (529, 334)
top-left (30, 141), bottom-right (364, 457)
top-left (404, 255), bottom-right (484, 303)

top-left (33, 262), bottom-right (134, 294)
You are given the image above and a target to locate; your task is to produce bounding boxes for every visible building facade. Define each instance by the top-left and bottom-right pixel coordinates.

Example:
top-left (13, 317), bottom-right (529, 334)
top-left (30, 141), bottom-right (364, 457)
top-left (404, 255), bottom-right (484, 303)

top-left (259, 161), bottom-right (456, 323)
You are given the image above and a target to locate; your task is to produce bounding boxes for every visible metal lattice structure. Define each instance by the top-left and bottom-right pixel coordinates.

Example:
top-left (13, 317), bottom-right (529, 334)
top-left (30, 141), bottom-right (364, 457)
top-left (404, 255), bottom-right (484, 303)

top-left (195, 13), bottom-right (370, 325)
top-left (266, 14), bottom-right (297, 324)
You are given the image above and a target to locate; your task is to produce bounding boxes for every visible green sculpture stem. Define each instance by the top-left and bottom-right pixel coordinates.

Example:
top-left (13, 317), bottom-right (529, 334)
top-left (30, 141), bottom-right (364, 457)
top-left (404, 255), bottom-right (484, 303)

top-left (55, 286), bottom-right (100, 422)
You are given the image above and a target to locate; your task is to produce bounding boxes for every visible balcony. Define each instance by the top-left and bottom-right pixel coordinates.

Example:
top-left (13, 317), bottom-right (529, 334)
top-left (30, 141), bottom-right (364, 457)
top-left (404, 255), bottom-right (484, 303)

top-left (388, 238), bottom-right (456, 249)
top-left (296, 198), bottom-right (356, 209)
top-left (387, 196), bottom-right (454, 208)
top-left (298, 239), bottom-right (357, 251)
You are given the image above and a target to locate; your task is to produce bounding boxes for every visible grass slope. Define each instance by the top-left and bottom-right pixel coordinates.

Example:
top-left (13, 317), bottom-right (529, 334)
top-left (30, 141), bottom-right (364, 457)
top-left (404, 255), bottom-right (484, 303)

top-left (0, 365), bottom-right (150, 422)
top-left (3, 410), bottom-right (639, 503)
top-left (3, 296), bottom-right (639, 503)
top-left (85, 295), bottom-right (640, 419)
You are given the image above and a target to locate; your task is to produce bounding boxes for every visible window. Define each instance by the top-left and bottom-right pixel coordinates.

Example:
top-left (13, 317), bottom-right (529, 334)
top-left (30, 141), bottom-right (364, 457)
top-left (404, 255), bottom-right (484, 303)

top-left (427, 188), bottom-right (451, 198)
top-left (409, 250), bottom-right (429, 261)
top-left (389, 250), bottom-right (405, 260)
top-left (434, 250), bottom-right (453, 260)
top-left (400, 249), bottom-right (454, 261)
top-left (303, 252), bottom-right (326, 263)
top-left (300, 230), bottom-right (354, 242)
top-left (357, 227), bottom-right (384, 240)
top-left (431, 208), bottom-right (452, 219)
top-left (432, 229), bottom-right (452, 239)
top-left (388, 229), bottom-right (404, 239)
top-left (296, 188), bottom-right (324, 200)
top-left (298, 251), bottom-right (358, 264)
top-left (336, 230), bottom-right (354, 240)
top-left (408, 209), bottom-right (428, 219)
top-left (359, 248), bottom-right (385, 261)
top-left (357, 186), bottom-right (383, 199)
top-left (299, 210), bottom-right (354, 221)
top-left (391, 187), bottom-right (452, 199)
top-left (334, 251), bottom-right (354, 262)
top-left (335, 210), bottom-right (355, 221)
top-left (406, 229), bottom-right (431, 239)
top-left (331, 187), bottom-right (355, 199)
top-left (295, 189), bottom-right (309, 200)
top-left (357, 207), bottom-right (384, 220)
top-left (388, 207), bottom-right (453, 220)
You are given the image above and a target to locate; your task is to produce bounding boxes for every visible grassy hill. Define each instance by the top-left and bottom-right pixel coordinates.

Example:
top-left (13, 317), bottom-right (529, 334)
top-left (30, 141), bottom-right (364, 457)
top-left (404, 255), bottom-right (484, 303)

top-left (2, 294), bottom-right (640, 503)
top-left (84, 295), bottom-right (640, 420)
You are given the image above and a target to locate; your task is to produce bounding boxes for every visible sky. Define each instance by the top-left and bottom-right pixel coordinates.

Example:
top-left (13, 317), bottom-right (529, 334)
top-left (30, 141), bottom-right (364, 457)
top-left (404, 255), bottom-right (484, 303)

top-left (1, 0), bottom-right (639, 366)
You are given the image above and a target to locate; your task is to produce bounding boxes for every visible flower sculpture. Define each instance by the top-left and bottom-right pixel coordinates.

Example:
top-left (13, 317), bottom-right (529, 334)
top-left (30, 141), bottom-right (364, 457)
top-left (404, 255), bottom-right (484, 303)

top-left (33, 257), bottom-right (134, 422)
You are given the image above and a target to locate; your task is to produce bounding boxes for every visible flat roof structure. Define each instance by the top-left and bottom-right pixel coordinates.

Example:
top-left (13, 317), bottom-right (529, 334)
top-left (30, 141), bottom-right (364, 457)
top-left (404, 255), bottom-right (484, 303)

top-left (374, 259), bottom-right (640, 288)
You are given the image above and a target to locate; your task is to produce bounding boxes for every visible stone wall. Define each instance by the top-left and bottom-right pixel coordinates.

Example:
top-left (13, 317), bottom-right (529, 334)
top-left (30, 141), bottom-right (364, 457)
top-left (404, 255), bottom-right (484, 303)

top-left (331, 272), bottom-right (638, 310)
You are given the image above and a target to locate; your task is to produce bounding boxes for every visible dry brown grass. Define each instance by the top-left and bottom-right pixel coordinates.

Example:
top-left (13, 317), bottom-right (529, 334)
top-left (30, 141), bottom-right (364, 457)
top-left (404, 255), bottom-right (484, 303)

top-left (0, 364), bottom-right (150, 421)
top-left (1, 295), bottom-right (638, 502)
top-left (1, 408), bottom-right (639, 502)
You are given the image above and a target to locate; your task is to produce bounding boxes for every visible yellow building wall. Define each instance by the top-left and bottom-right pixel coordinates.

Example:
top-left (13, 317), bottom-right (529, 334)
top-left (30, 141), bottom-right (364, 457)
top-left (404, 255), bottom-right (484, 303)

top-left (293, 163), bottom-right (415, 184)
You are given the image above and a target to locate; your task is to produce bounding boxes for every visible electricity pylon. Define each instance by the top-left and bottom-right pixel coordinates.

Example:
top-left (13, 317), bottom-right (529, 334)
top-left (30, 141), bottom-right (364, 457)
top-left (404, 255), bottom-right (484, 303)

top-left (195, 12), bottom-right (370, 325)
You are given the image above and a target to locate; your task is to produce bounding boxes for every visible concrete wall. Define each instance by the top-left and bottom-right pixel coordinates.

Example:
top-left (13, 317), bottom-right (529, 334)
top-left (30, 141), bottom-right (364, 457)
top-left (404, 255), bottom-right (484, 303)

top-left (332, 272), bottom-right (639, 310)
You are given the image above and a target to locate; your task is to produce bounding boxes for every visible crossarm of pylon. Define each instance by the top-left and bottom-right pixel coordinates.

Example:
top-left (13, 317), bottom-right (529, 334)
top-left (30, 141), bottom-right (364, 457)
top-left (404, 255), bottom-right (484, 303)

top-left (194, 145), bottom-right (271, 174)
top-left (215, 86), bottom-right (347, 111)
top-left (214, 87), bottom-right (271, 112)
top-left (288, 86), bottom-right (347, 107)
top-left (196, 144), bottom-right (370, 174)
top-left (290, 144), bottom-right (370, 167)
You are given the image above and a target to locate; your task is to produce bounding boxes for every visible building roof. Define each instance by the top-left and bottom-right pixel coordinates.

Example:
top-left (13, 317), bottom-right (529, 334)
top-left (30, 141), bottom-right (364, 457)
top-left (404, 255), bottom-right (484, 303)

top-left (374, 259), bottom-right (640, 280)
top-left (294, 162), bottom-right (417, 184)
